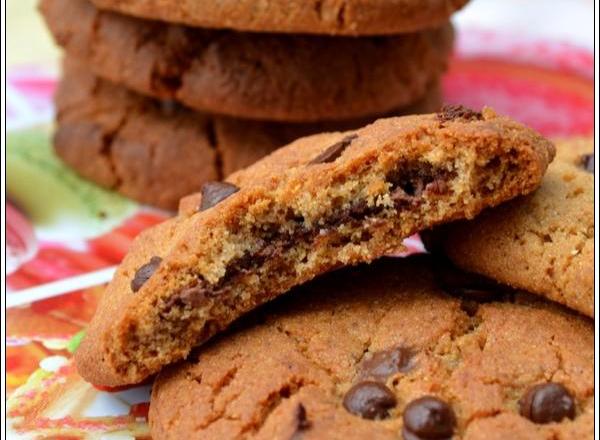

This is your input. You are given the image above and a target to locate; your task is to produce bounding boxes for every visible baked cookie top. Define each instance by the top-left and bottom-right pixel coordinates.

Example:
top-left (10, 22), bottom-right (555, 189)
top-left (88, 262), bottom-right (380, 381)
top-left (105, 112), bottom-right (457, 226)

top-left (425, 137), bottom-right (594, 317)
top-left (149, 256), bottom-right (594, 440)
top-left (55, 61), bottom-right (442, 210)
top-left (74, 106), bottom-right (554, 386)
top-left (89, 0), bottom-right (470, 36)
top-left (41, 0), bottom-right (452, 122)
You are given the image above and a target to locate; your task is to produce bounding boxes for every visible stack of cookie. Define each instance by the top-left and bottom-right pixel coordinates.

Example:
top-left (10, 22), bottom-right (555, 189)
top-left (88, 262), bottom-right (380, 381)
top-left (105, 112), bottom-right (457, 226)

top-left (40, 0), bottom-right (467, 209)
top-left (70, 107), bottom-right (594, 438)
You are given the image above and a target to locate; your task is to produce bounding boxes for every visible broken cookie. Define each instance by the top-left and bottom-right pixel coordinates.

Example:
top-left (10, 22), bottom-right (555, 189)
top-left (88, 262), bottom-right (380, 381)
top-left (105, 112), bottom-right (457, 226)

top-left (75, 106), bottom-right (555, 386)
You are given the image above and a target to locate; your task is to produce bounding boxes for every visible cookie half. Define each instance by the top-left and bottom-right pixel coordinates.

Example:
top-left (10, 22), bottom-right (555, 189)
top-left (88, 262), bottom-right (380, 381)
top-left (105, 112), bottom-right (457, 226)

top-left (88, 0), bottom-right (469, 36)
top-left (74, 105), bottom-right (554, 386)
top-left (149, 256), bottom-right (593, 440)
top-left (424, 138), bottom-right (594, 317)
top-left (40, 0), bottom-right (453, 122)
top-left (54, 61), bottom-right (442, 210)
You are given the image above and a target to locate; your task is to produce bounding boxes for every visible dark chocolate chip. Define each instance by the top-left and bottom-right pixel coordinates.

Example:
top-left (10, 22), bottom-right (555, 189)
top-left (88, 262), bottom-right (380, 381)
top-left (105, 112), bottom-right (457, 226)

top-left (519, 383), bottom-right (576, 424)
top-left (424, 179), bottom-right (449, 196)
top-left (358, 347), bottom-right (414, 382)
top-left (437, 104), bottom-right (483, 124)
top-left (295, 403), bottom-right (311, 431)
top-left (131, 256), bottom-right (162, 292)
top-left (165, 284), bottom-right (210, 311)
top-left (402, 396), bottom-right (456, 440)
top-left (390, 186), bottom-right (427, 209)
top-left (343, 381), bottom-right (397, 420)
top-left (199, 181), bottom-right (240, 211)
top-left (308, 134), bottom-right (358, 165)
top-left (387, 164), bottom-right (452, 209)
top-left (579, 153), bottom-right (594, 173)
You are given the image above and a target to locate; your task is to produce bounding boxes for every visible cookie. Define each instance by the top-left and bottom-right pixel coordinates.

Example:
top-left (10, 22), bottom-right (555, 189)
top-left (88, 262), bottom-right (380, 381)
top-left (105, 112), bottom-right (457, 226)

top-left (74, 104), bottom-right (554, 386)
top-left (149, 255), bottom-right (594, 440)
top-left (424, 137), bottom-right (594, 317)
top-left (55, 61), bottom-right (442, 210)
top-left (40, 0), bottom-right (452, 123)
top-left (88, 0), bottom-right (469, 36)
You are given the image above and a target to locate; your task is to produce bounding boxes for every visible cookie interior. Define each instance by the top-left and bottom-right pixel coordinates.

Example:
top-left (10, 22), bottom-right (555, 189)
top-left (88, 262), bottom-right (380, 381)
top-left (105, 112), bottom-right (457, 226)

top-left (102, 113), bottom-right (551, 384)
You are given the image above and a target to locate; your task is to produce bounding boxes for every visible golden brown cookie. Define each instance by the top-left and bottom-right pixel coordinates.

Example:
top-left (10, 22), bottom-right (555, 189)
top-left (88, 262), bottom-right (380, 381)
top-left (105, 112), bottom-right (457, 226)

top-left (149, 256), bottom-right (594, 440)
top-left (74, 104), bottom-right (554, 386)
top-left (54, 61), bottom-right (442, 210)
top-left (40, 0), bottom-right (453, 122)
top-left (424, 138), bottom-right (594, 317)
top-left (88, 0), bottom-right (470, 36)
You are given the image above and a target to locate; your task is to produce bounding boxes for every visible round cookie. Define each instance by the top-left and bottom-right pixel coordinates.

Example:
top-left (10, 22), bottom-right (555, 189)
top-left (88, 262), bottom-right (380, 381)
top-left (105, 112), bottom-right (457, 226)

top-left (54, 61), bottom-right (442, 210)
top-left (149, 255), bottom-right (594, 440)
top-left (73, 104), bottom-right (554, 387)
top-left (40, 0), bottom-right (453, 122)
top-left (424, 138), bottom-right (594, 317)
top-left (88, 0), bottom-right (469, 36)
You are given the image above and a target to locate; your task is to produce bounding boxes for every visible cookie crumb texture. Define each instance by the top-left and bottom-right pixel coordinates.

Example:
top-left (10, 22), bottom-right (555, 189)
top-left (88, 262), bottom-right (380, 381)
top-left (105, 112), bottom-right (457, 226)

top-left (54, 62), bottom-right (442, 210)
top-left (74, 107), bottom-right (554, 386)
top-left (149, 257), bottom-right (593, 440)
top-left (429, 138), bottom-right (594, 317)
top-left (40, 0), bottom-right (452, 122)
top-left (89, 0), bottom-right (469, 36)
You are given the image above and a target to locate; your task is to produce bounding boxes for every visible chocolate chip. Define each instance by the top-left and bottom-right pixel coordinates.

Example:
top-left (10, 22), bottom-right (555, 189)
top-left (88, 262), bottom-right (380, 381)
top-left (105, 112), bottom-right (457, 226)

top-left (391, 182), bottom-right (424, 202)
top-left (165, 284), bottom-right (209, 310)
top-left (358, 347), bottom-right (414, 382)
top-left (402, 396), bottom-right (456, 440)
top-left (387, 165), bottom-right (452, 209)
top-left (437, 104), bottom-right (483, 124)
top-left (308, 134), bottom-right (358, 165)
top-left (295, 403), bottom-right (311, 431)
top-left (579, 153), bottom-right (594, 173)
top-left (424, 179), bottom-right (449, 196)
top-left (519, 383), bottom-right (576, 424)
top-left (343, 381), bottom-right (397, 419)
top-left (199, 181), bottom-right (240, 211)
top-left (131, 256), bottom-right (162, 292)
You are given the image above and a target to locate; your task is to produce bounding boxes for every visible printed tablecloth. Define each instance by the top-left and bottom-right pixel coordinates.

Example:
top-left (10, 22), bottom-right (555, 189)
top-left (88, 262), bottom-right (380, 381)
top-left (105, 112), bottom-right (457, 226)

top-left (5, 0), bottom-right (594, 437)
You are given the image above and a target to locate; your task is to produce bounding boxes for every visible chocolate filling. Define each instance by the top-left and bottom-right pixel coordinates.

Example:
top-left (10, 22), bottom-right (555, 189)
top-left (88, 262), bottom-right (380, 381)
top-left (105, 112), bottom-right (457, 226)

top-left (579, 153), bottom-right (594, 173)
top-left (160, 163), bottom-right (453, 318)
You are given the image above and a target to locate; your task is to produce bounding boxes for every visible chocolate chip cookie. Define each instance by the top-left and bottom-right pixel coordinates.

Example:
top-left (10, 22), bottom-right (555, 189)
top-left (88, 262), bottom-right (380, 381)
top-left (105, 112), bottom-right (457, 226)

top-left (41, 0), bottom-right (453, 122)
top-left (88, 0), bottom-right (470, 36)
top-left (424, 137), bottom-right (594, 317)
top-left (74, 104), bottom-right (554, 386)
top-left (149, 255), bottom-right (593, 440)
top-left (54, 61), bottom-right (442, 210)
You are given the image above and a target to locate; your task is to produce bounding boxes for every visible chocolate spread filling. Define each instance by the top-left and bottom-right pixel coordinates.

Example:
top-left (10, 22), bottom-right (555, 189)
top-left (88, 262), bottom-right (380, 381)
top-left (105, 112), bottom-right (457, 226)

top-left (161, 164), bottom-right (452, 316)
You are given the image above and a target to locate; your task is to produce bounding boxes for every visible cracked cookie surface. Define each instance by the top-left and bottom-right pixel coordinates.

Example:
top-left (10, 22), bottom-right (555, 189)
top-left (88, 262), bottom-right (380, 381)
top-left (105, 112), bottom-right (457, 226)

top-left (53, 61), bottom-right (442, 210)
top-left (88, 0), bottom-right (469, 36)
top-left (41, 0), bottom-right (452, 122)
top-left (149, 256), bottom-right (594, 440)
top-left (424, 138), bottom-right (594, 317)
top-left (74, 105), bottom-right (554, 386)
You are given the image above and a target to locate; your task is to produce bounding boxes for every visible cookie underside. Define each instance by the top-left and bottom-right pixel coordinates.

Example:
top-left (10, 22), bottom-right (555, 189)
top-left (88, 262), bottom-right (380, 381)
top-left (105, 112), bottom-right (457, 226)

top-left (107, 137), bottom-right (540, 381)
